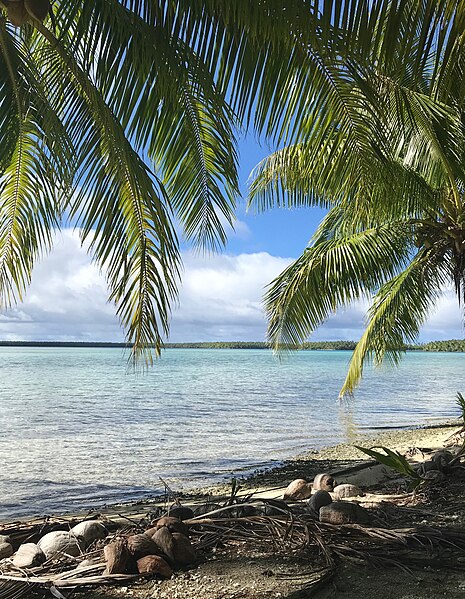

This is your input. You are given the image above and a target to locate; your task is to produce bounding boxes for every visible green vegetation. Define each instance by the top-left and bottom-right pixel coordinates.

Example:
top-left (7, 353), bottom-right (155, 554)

top-left (248, 3), bottom-right (465, 396)
top-left (1, 340), bottom-right (465, 352)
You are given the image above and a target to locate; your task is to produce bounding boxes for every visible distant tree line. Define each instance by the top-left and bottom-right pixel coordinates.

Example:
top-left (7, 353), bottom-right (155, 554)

top-left (0, 340), bottom-right (464, 352)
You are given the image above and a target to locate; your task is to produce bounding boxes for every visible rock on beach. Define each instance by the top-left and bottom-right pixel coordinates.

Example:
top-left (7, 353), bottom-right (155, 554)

top-left (37, 531), bottom-right (84, 558)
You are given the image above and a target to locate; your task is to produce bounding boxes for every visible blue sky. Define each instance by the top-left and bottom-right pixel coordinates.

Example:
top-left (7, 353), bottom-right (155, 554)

top-left (0, 134), bottom-right (463, 343)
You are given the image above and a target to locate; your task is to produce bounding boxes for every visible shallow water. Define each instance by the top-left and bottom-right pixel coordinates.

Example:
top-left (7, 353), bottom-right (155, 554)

top-left (0, 347), bottom-right (463, 519)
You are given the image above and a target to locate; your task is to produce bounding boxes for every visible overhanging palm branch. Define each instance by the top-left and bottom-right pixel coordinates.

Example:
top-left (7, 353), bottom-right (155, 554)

top-left (2, 0), bottom-right (465, 363)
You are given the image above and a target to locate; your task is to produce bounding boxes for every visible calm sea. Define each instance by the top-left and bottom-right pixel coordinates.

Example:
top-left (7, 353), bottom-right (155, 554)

top-left (1, 347), bottom-right (463, 520)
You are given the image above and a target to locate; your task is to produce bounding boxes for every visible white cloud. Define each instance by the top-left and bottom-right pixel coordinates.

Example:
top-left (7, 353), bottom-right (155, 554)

top-left (0, 229), bottom-right (463, 342)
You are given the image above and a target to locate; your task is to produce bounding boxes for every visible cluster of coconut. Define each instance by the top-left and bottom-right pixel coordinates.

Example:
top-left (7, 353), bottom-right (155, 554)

top-left (282, 473), bottom-right (371, 525)
top-left (0, 520), bottom-right (108, 569)
top-left (3, 0), bottom-right (50, 27)
top-left (105, 515), bottom-right (195, 578)
top-left (2, 511), bottom-right (196, 580)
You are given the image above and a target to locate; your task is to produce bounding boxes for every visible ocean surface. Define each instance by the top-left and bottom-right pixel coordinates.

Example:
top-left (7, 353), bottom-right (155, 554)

top-left (1, 347), bottom-right (463, 520)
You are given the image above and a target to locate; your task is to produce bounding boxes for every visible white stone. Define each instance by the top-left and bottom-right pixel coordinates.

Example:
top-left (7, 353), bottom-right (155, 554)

top-left (12, 543), bottom-right (46, 568)
top-left (70, 521), bottom-right (107, 547)
top-left (37, 531), bottom-right (83, 558)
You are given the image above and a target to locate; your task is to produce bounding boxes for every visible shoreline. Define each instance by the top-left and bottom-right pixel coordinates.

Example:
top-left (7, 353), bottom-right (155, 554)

top-left (2, 418), bottom-right (460, 525)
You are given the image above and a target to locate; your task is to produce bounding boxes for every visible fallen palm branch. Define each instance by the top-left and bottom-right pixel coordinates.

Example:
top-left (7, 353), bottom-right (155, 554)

top-left (2, 497), bottom-right (465, 596)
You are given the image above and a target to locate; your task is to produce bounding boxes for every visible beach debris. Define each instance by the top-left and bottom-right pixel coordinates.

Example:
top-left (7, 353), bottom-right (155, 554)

top-left (12, 543), bottom-right (46, 568)
top-left (283, 478), bottom-right (313, 500)
top-left (171, 532), bottom-right (196, 566)
top-left (168, 505), bottom-right (194, 520)
top-left (319, 501), bottom-right (371, 525)
top-left (104, 539), bottom-right (131, 574)
top-left (152, 527), bottom-right (175, 562)
top-left (0, 541), bottom-right (13, 559)
top-left (37, 531), bottom-right (84, 558)
top-left (333, 484), bottom-right (364, 499)
top-left (70, 520), bottom-right (107, 548)
top-left (307, 490), bottom-right (332, 514)
top-left (137, 555), bottom-right (172, 577)
top-left (127, 534), bottom-right (160, 559)
top-left (312, 473), bottom-right (336, 492)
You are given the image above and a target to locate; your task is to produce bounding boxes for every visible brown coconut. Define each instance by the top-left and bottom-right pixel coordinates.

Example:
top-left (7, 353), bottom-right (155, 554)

top-left (104, 539), bottom-right (130, 575)
top-left (307, 490), bottom-right (332, 514)
top-left (283, 479), bottom-right (312, 500)
top-left (152, 527), bottom-right (175, 562)
top-left (137, 555), bottom-right (172, 578)
top-left (172, 532), bottom-right (196, 566)
top-left (319, 501), bottom-right (371, 525)
top-left (313, 473), bottom-right (336, 492)
top-left (6, 1), bottom-right (28, 27)
top-left (168, 505), bottom-right (194, 520)
top-left (153, 516), bottom-right (189, 537)
top-left (333, 484), bottom-right (364, 499)
top-left (126, 534), bottom-right (160, 559)
top-left (24, 0), bottom-right (50, 21)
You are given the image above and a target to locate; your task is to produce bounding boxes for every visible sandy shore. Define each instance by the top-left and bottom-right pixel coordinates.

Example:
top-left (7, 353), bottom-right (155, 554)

top-left (4, 419), bottom-right (465, 599)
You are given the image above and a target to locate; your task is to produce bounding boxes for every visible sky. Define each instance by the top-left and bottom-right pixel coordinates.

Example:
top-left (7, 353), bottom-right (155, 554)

top-left (0, 135), bottom-right (464, 343)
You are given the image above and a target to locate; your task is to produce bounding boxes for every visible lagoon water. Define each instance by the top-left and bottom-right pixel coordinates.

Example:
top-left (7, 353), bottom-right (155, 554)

top-left (0, 347), bottom-right (463, 519)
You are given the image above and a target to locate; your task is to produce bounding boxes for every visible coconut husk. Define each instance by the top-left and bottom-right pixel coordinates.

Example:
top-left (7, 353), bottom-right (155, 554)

top-left (283, 479), bottom-right (312, 500)
top-left (126, 534), bottom-right (160, 559)
top-left (313, 473), bottom-right (336, 492)
top-left (24, 0), bottom-right (49, 21)
top-left (152, 527), bottom-right (175, 562)
top-left (319, 502), bottom-right (371, 525)
top-left (6, 1), bottom-right (28, 26)
top-left (137, 555), bottom-right (172, 578)
top-left (104, 540), bottom-right (130, 575)
top-left (153, 516), bottom-right (189, 537)
top-left (172, 532), bottom-right (196, 566)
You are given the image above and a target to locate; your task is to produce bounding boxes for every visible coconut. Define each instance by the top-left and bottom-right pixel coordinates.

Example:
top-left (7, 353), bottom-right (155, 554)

top-left (37, 531), bottom-right (83, 559)
top-left (12, 543), bottom-right (46, 568)
top-left (0, 542), bottom-right (13, 559)
top-left (24, 0), bottom-right (50, 21)
top-left (307, 490), bottom-right (332, 514)
top-left (104, 540), bottom-right (130, 575)
top-left (152, 527), bottom-right (175, 562)
top-left (312, 473), bottom-right (336, 492)
top-left (172, 532), bottom-right (196, 566)
top-left (283, 479), bottom-right (312, 500)
top-left (168, 505), bottom-right (194, 520)
top-left (7, 1), bottom-right (28, 27)
top-left (126, 534), bottom-right (160, 559)
top-left (333, 484), bottom-right (364, 499)
top-left (70, 521), bottom-right (107, 547)
top-left (319, 501), bottom-right (371, 525)
top-left (432, 449), bottom-right (454, 471)
top-left (152, 516), bottom-right (189, 537)
top-left (137, 555), bottom-right (172, 577)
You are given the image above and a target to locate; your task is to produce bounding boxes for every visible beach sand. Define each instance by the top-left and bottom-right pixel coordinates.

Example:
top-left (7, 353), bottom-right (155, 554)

top-left (57, 419), bottom-right (465, 599)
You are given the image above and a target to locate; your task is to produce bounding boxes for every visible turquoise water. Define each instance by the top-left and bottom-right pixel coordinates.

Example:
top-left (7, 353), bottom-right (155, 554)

top-left (0, 347), bottom-right (463, 520)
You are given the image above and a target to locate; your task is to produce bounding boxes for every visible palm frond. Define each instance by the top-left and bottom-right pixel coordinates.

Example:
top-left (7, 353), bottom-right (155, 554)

top-left (340, 250), bottom-right (448, 396)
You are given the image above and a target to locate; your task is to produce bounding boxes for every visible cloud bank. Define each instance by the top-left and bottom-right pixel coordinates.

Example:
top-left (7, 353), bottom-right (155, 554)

top-left (0, 229), bottom-right (463, 342)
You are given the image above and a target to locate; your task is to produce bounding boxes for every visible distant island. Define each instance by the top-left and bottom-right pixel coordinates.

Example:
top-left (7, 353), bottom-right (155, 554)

top-left (0, 340), bottom-right (464, 351)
